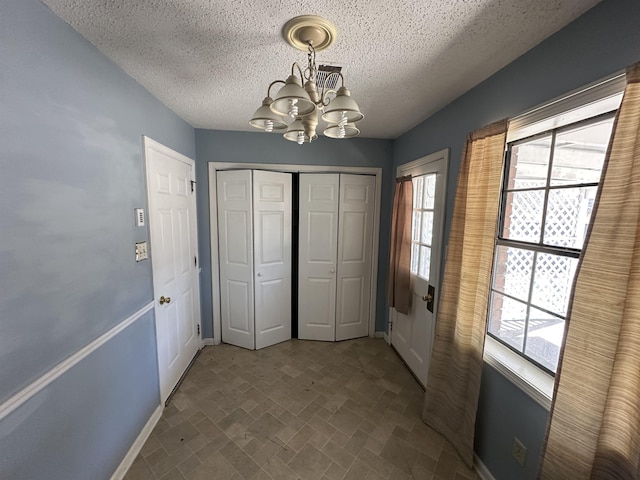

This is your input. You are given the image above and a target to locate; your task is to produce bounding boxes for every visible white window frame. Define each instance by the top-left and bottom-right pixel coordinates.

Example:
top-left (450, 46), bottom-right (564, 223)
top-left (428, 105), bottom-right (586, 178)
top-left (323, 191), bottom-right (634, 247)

top-left (484, 71), bottom-right (626, 410)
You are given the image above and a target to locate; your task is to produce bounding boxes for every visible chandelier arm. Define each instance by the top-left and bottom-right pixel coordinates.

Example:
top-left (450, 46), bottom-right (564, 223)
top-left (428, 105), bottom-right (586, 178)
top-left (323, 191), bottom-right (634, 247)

top-left (290, 62), bottom-right (305, 80)
top-left (319, 72), bottom-right (344, 106)
top-left (267, 80), bottom-right (286, 98)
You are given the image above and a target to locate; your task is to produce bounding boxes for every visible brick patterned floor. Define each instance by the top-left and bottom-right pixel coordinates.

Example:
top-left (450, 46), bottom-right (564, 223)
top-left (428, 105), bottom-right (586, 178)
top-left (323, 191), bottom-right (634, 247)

top-left (124, 338), bottom-right (479, 480)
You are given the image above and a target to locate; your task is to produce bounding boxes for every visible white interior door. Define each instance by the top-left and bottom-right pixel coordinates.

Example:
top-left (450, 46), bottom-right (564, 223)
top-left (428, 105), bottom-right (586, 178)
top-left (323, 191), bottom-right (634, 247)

top-left (335, 174), bottom-right (375, 341)
top-left (391, 151), bottom-right (448, 387)
top-left (217, 170), bottom-right (255, 350)
top-left (253, 170), bottom-right (292, 349)
top-left (145, 138), bottom-right (201, 404)
top-left (298, 174), bottom-right (339, 341)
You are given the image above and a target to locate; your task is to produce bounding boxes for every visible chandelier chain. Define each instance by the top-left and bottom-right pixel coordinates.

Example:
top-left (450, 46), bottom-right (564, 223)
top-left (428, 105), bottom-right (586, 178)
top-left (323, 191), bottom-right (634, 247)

top-left (305, 44), bottom-right (317, 82)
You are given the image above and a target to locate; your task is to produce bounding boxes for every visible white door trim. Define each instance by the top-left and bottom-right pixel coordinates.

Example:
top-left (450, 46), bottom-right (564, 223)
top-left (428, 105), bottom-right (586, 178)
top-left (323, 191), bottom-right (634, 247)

top-left (396, 148), bottom-right (450, 178)
top-left (209, 162), bottom-right (382, 345)
top-left (389, 148), bottom-right (449, 366)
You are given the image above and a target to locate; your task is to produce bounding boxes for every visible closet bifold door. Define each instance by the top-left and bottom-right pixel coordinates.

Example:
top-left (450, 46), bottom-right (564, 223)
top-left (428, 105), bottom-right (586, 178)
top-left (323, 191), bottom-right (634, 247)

top-left (298, 173), bottom-right (375, 342)
top-left (217, 170), bottom-right (255, 350)
top-left (298, 174), bottom-right (340, 341)
top-left (217, 169), bottom-right (292, 350)
top-left (335, 174), bottom-right (375, 341)
top-left (253, 170), bottom-right (292, 349)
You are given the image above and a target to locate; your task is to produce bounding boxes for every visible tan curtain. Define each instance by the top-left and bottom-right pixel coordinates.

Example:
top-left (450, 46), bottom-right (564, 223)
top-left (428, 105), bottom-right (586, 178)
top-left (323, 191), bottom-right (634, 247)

top-left (387, 176), bottom-right (413, 315)
top-left (422, 119), bottom-right (508, 467)
top-left (540, 62), bottom-right (640, 480)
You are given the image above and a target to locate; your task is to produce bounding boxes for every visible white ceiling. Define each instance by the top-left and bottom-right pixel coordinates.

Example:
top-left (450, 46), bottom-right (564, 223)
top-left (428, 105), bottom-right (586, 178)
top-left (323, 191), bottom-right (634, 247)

top-left (42, 0), bottom-right (600, 139)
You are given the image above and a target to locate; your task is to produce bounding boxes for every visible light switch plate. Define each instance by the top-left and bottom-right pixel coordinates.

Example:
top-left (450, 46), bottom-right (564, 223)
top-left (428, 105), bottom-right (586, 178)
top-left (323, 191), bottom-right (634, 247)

top-left (135, 241), bottom-right (148, 262)
top-left (135, 208), bottom-right (145, 227)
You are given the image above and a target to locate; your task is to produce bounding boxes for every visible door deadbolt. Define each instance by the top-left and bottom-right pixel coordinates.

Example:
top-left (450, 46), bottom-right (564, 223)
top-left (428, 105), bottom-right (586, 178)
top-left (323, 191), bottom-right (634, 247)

top-left (159, 296), bottom-right (171, 305)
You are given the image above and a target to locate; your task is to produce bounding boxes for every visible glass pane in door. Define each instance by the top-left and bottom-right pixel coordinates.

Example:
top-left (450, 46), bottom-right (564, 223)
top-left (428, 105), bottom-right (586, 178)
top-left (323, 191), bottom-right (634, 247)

top-left (411, 173), bottom-right (437, 282)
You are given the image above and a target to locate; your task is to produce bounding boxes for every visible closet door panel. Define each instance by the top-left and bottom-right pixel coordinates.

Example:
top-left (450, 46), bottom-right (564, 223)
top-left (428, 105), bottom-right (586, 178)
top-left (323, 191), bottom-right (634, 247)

top-left (217, 170), bottom-right (255, 350)
top-left (336, 174), bottom-right (375, 341)
top-left (298, 174), bottom-right (339, 341)
top-left (254, 170), bottom-right (292, 349)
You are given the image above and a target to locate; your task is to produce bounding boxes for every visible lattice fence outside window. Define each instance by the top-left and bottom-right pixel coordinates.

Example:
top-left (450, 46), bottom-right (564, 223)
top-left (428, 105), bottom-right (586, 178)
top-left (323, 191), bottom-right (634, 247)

top-left (487, 114), bottom-right (615, 373)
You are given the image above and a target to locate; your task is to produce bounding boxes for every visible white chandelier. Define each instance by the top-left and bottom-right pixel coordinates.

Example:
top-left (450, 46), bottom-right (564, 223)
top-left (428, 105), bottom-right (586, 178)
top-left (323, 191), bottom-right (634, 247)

top-left (249, 16), bottom-right (364, 144)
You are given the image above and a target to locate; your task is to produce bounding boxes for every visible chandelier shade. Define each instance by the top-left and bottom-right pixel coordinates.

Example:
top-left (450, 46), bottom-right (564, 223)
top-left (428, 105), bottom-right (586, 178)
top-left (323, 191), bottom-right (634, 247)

top-left (270, 75), bottom-right (316, 118)
top-left (249, 15), bottom-right (364, 145)
top-left (321, 86), bottom-right (364, 124)
top-left (324, 122), bottom-right (360, 139)
top-left (249, 97), bottom-right (288, 132)
top-left (283, 118), bottom-right (317, 144)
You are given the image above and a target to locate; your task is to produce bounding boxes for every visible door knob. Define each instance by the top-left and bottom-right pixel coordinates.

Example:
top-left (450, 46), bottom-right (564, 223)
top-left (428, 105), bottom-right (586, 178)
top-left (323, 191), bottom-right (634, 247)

top-left (159, 296), bottom-right (171, 305)
top-left (330, 268), bottom-right (335, 273)
top-left (421, 293), bottom-right (433, 302)
top-left (423, 284), bottom-right (436, 313)
top-left (257, 272), bottom-right (263, 277)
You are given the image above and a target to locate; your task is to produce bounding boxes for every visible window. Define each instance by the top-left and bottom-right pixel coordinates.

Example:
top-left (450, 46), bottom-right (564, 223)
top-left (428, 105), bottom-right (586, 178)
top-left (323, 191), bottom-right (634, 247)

top-left (487, 114), bottom-right (616, 374)
top-left (410, 174), bottom-right (436, 281)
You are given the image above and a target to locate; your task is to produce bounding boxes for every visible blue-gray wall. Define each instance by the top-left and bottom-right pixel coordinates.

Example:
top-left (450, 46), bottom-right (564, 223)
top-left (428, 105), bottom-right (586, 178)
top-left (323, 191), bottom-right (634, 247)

top-left (393, 0), bottom-right (640, 478)
top-left (0, 0), bottom-right (194, 477)
top-left (3, 0), bottom-right (640, 478)
top-left (194, 130), bottom-right (394, 337)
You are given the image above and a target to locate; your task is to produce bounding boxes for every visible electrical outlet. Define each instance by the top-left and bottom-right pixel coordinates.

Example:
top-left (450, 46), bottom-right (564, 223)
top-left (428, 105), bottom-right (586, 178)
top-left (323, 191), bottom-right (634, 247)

top-left (512, 437), bottom-right (527, 467)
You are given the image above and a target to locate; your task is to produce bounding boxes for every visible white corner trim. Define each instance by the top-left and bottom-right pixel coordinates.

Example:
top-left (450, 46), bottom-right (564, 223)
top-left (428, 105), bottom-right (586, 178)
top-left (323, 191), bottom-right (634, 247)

top-left (374, 331), bottom-right (385, 339)
top-left (474, 454), bottom-right (497, 480)
top-left (376, 331), bottom-right (390, 345)
top-left (201, 338), bottom-right (215, 347)
top-left (110, 404), bottom-right (163, 480)
top-left (0, 302), bottom-right (154, 421)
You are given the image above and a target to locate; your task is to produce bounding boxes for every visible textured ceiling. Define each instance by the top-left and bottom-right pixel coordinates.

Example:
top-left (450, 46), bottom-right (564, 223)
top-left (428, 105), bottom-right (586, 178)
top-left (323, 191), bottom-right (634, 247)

top-left (42, 0), bottom-right (600, 139)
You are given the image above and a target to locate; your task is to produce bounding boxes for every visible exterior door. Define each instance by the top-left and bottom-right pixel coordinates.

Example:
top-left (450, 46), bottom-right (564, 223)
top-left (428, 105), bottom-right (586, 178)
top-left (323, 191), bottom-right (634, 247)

top-left (253, 170), bottom-right (292, 349)
top-left (217, 170), bottom-right (255, 350)
top-left (391, 151), bottom-right (448, 387)
top-left (298, 174), bottom-right (339, 341)
top-left (145, 137), bottom-right (201, 404)
top-left (335, 174), bottom-right (376, 341)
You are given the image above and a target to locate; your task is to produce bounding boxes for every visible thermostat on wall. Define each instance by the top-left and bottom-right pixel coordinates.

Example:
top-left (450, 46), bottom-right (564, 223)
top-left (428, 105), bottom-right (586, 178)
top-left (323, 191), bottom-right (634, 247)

top-left (135, 208), bottom-right (145, 227)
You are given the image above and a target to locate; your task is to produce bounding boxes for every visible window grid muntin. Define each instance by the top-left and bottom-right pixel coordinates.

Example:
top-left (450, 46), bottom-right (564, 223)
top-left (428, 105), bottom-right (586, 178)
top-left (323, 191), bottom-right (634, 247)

top-left (410, 174), bottom-right (436, 281)
top-left (489, 112), bottom-right (615, 375)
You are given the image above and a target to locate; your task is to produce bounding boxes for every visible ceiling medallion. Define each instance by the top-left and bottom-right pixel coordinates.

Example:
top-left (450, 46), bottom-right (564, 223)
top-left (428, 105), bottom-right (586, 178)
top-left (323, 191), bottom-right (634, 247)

top-left (249, 15), bottom-right (363, 144)
top-left (282, 15), bottom-right (337, 52)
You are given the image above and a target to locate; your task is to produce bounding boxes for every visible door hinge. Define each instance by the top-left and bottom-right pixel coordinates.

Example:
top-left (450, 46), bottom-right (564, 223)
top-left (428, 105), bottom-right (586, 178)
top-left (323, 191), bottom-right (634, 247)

top-left (191, 180), bottom-right (196, 192)
top-left (194, 256), bottom-right (197, 267)
top-left (197, 324), bottom-right (200, 335)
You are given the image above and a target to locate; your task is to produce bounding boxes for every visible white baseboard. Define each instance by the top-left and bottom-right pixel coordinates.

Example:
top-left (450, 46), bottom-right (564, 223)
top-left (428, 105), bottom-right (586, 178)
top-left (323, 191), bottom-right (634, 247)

top-left (375, 331), bottom-right (391, 345)
top-left (474, 454), bottom-right (496, 480)
top-left (201, 338), bottom-right (215, 347)
top-left (111, 404), bottom-right (163, 480)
